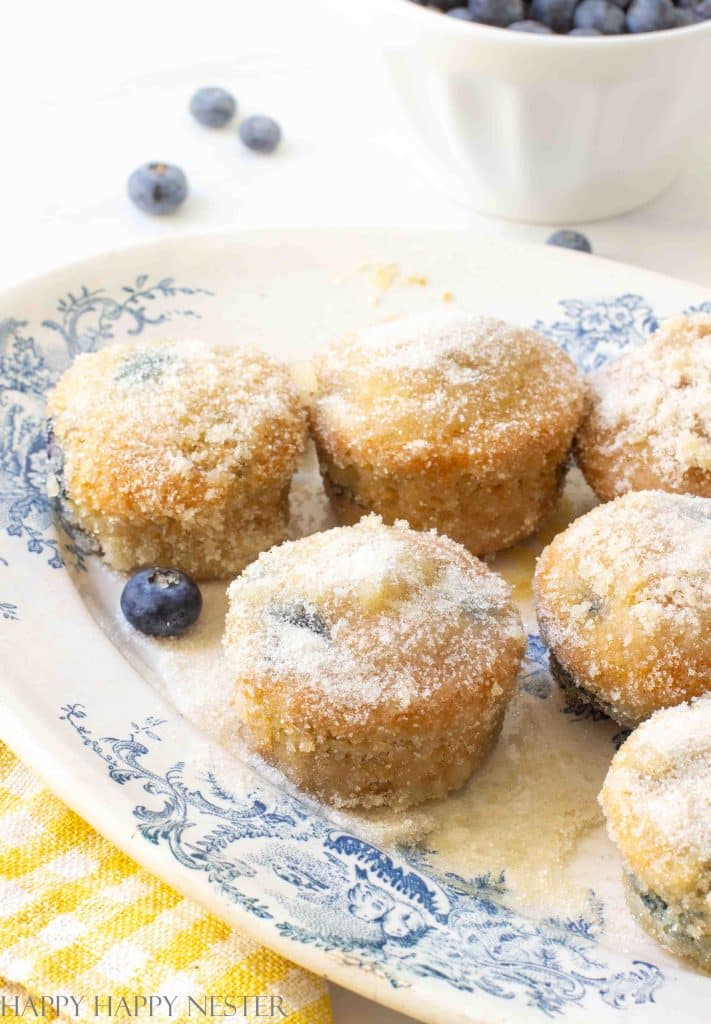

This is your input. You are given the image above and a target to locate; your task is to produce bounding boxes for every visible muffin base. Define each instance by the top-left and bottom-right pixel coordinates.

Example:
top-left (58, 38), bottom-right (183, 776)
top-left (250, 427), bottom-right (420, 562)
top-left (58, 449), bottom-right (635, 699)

top-left (547, 651), bottom-right (636, 725)
top-left (56, 482), bottom-right (291, 580)
top-left (624, 872), bottom-right (711, 973)
top-left (240, 698), bottom-right (506, 811)
top-left (316, 445), bottom-right (569, 557)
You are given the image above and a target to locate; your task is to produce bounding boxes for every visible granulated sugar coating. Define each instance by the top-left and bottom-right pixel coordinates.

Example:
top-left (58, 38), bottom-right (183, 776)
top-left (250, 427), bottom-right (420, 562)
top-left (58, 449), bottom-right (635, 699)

top-left (223, 515), bottom-right (526, 810)
top-left (534, 490), bottom-right (711, 728)
top-left (311, 312), bottom-right (585, 556)
top-left (47, 338), bottom-right (307, 578)
top-left (576, 314), bottom-right (711, 500)
top-left (600, 694), bottom-right (711, 970)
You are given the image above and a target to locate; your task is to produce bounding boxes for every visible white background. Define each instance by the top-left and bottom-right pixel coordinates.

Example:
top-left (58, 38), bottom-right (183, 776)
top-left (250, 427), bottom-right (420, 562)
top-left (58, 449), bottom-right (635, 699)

top-left (2, 2), bottom-right (710, 1020)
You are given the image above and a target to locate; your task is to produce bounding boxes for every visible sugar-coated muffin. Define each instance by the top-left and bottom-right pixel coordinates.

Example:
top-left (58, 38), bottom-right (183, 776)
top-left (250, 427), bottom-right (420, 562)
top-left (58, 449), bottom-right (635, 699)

top-left (600, 695), bottom-right (711, 972)
top-left (534, 490), bottom-right (711, 728)
top-left (576, 314), bottom-right (711, 500)
top-left (310, 312), bottom-right (585, 556)
top-left (223, 515), bottom-right (525, 810)
top-left (46, 339), bottom-right (307, 578)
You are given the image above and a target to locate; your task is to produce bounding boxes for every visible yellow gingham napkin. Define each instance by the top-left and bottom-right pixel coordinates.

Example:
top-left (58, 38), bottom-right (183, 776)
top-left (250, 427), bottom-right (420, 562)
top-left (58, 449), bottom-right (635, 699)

top-left (0, 742), bottom-right (332, 1024)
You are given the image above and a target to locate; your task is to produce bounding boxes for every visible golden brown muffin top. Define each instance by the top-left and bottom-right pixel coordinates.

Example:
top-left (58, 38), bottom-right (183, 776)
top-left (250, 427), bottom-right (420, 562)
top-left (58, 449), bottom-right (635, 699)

top-left (534, 490), bottom-right (711, 723)
top-left (600, 694), bottom-right (711, 908)
top-left (47, 339), bottom-right (307, 520)
top-left (311, 312), bottom-right (584, 473)
top-left (576, 314), bottom-right (711, 499)
top-left (224, 515), bottom-right (525, 736)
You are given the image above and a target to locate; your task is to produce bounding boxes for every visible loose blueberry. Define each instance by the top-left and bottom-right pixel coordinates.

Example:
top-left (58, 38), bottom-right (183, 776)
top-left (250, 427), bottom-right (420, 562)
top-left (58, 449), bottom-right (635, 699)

top-left (468, 0), bottom-right (524, 26)
top-left (626, 0), bottom-right (676, 29)
top-left (239, 115), bottom-right (282, 154)
top-left (189, 86), bottom-right (237, 128)
top-left (573, 0), bottom-right (626, 31)
top-left (509, 18), bottom-right (554, 29)
top-left (272, 601), bottom-right (330, 639)
top-left (568, 25), bottom-right (603, 31)
top-left (447, 6), bottom-right (473, 16)
top-left (121, 568), bottom-right (202, 637)
top-left (691, 0), bottom-right (711, 15)
top-left (529, 0), bottom-right (577, 32)
top-left (546, 229), bottom-right (592, 253)
top-left (127, 163), bottom-right (188, 215)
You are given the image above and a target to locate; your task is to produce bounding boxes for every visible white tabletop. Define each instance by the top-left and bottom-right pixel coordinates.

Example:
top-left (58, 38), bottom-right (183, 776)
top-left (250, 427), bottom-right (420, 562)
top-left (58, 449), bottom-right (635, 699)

top-left (2, 1), bottom-right (709, 1020)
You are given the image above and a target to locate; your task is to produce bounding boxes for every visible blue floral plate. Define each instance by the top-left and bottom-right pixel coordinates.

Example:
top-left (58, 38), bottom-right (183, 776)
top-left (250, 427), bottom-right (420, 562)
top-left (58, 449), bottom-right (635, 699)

top-left (1, 231), bottom-right (709, 1023)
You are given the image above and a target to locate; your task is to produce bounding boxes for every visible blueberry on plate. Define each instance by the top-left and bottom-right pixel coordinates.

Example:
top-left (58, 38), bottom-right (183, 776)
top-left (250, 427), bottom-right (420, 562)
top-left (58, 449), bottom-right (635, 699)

top-left (127, 162), bottom-right (188, 215)
top-left (546, 229), bottom-right (593, 253)
top-left (447, 6), bottom-right (473, 16)
top-left (573, 0), bottom-right (626, 31)
top-left (121, 568), bottom-right (202, 637)
top-left (695, 0), bottom-right (711, 15)
top-left (529, 0), bottom-right (577, 32)
top-left (568, 25), bottom-right (603, 31)
top-left (468, 0), bottom-right (524, 26)
top-left (239, 115), bottom-right (282, 154)
top-left (509, 18), bottom-right (554, 29)
top-left (626, 0), bottom-right (676, 30)
top-left (189, 86), bottom-right (237, 128)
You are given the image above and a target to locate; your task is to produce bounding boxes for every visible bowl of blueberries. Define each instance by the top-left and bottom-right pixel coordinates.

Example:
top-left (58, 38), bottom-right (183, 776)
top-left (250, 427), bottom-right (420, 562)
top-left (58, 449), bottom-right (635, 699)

top-left (343, 0), bottom-right (711, 221)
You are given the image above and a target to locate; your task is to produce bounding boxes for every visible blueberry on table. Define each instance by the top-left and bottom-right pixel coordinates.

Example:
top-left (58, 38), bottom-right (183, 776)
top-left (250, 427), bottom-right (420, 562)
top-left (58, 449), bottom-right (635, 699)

top-left (239, 115), bottom-right (282, 154)
top-left (573, 0), bottom-right (626, 31)
top-left (626, 0), bottom-right (676, 29)
top-left (468, 0), bottom-right (525, 26)
top-left (189, 86), bottom-right (236, 128)
top-left (509, 18), bottom-right (554, 29)
top-left (529, 0), bottom-right (577, 32)
top-left (121, 568), bottom-right (202, 637)
top-left (546, 229), bottom-right (593, 253)
top-left (127, 163), bottom-right (188, 215)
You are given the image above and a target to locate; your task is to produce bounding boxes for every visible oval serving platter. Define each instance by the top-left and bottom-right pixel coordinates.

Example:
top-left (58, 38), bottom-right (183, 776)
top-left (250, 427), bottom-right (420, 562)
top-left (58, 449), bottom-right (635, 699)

top-left (0, 230), bottom-right (709, 1024)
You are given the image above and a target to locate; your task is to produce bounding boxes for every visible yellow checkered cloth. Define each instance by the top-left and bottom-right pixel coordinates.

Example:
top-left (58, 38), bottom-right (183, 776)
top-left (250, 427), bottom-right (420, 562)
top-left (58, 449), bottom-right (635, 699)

top-left (0, 743), bottom-right (332, 1023)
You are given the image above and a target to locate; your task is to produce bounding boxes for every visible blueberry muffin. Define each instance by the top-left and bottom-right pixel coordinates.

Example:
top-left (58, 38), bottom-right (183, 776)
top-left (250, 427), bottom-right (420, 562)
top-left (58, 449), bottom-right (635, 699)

top-left (600, 694), bottom-right (711, 972)
top-left (46, 339), bottom-right (307, 578)
top-left (310, 312), bottom-right (585, 556)
top-left (223, 515), bottom-right (526, 810)
top-left (576, 314), bottom-right (711, 500)
top-left (534, 490), bottom-right (711, 728)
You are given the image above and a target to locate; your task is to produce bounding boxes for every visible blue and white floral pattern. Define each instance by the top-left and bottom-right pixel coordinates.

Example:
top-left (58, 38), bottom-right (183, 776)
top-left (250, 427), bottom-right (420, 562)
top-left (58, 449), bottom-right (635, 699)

top-left (534, 294), bottom-right (658, 373)
top-left (60, 704), bottom-right (664, 1018)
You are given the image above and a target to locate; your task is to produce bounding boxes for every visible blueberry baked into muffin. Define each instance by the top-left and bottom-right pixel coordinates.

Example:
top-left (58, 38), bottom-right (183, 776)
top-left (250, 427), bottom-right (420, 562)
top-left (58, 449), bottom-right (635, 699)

top-left (534, 490), bottom-right (711, 728)
top-left (310, 312), bottom-right (585, 556)
top-left (223, 515), bottom-right (526, 810)
top-left (600, 694), bottom-right (711, 972)
top-left (576, 314), bottom-right (711, 500)
top-left (46, 339), bottom-right (307, 578)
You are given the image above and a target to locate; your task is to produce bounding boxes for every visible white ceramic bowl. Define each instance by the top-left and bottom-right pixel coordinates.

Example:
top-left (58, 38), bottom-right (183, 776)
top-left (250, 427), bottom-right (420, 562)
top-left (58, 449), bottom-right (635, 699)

top-left (337, 0), bottom-right (711, 222)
